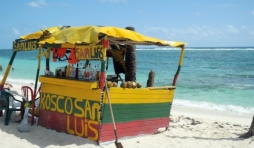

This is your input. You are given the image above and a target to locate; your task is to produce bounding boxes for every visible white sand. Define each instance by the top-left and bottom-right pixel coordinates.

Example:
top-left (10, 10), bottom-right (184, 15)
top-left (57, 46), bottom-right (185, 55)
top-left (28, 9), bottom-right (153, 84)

top-left (0, 84), bottom-right (253, 148)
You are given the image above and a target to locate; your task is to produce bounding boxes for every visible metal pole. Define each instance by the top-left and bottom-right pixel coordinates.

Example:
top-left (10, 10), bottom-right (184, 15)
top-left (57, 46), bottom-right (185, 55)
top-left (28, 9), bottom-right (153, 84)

top-left (31, 46), bottom-right (41, 125)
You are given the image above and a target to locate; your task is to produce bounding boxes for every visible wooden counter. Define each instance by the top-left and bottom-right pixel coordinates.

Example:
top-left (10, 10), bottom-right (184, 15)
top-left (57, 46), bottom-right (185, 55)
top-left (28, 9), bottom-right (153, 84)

top-left (38, 75), bottom-right (102, 141)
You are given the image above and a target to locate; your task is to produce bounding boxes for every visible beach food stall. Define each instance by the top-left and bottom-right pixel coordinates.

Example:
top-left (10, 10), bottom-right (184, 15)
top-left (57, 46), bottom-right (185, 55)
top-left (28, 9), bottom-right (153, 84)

top-left (0, 25), bottom-right (186, 145)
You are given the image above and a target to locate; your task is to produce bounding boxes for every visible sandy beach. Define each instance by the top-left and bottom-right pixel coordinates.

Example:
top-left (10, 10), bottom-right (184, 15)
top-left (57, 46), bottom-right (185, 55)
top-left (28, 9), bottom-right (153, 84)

top-left (0, 84), bottom-right (253, 148)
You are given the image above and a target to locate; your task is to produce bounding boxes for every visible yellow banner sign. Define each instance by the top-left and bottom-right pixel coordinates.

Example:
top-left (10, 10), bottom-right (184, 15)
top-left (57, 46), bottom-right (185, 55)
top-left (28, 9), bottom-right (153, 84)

top-left (75, 44), bottom-right (104, 60)
top-left (13, 40), bottom-right (38, 51)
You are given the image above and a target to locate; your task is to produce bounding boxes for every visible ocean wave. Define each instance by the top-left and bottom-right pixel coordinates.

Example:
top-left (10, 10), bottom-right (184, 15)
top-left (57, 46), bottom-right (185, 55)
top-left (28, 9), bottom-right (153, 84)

top-left (2, 47), bottom-right (254, 51)
top-left (173, 99), bottom-right (254, 114)
top-left (185, 48), bottom-right (254, 51)
top-left (136, 47), bottom-right (254, 51)
top-left (137, 47), bottom-right (178, 50)
top-left (230, 84), bottom-right (254, 90)
top-left (0, 75), bottom-right (35, 85)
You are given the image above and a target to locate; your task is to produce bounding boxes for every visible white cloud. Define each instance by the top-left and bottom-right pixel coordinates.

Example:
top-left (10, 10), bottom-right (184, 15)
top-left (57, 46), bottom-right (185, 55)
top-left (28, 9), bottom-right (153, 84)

top-left (100, 0), bottom-right (127, 3)
top-left (28, 2), bottom-right (40, 7)
top-left (195, 12), bottom-right (201, 16)
top-left (28, 0), bottom-right (47, 7)
top-left (144, 26), bottom-right (221, 38)
top-left (38, 0), bottom-right (47, 5)
top-left (241, 26), bottom-right (248, 29)
top-left (225, 25), bottom-right (239, 33)
top-left (142, 25), bottom-right (237, 42)
top-left (144, 26), bottom-right (169, 33)
top-left (252, 11), bottom-right (254, 15)
top-left (12, 28), bottom-right (20, 35)
top-left (187, 28), bottom-right (199, 35)
top-left (143, 24), bottom-right (254, 42)
top-left (142, 25), bottom-right (253, 47)
top-left (249, 30), bottom-right (254, 36)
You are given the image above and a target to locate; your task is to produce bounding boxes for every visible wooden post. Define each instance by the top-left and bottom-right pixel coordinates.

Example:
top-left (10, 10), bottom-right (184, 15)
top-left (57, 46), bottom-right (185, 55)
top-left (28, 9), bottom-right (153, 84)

top-left (146, 70), bottom-right (155, 87)
top-left (31, 47), bottom-right (42, 125)
top-left (240, 115), bottom-right (254, 138)
top-left (46, 47), bottom-right (51, 70)
top-left (0, 51), bottom-right (17, 116)
top-left (125, 26), bottom-right (136, 82)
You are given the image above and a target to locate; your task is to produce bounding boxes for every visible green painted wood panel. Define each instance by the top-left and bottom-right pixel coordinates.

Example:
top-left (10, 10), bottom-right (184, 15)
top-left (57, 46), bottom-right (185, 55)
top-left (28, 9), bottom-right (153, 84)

top-left (101, 103), bottom-right (171, 123)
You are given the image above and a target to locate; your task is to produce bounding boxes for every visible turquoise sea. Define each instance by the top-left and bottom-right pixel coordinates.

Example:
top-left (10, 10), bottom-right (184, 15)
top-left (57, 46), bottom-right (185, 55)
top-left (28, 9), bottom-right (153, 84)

top-left (0, 47), bottom-right (254, 114)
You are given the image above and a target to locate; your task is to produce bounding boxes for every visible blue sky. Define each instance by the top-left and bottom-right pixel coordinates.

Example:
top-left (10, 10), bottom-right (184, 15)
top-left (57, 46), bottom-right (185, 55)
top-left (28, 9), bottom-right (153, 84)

top-left (0, 0), bottom-right (254, 48)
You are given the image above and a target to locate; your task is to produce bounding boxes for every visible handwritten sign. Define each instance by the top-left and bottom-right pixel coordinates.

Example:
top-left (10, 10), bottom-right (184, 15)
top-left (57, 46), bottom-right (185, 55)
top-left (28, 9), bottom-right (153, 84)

top-left (75, 44), bottom-right (104, 60)
top-left (13, 40), bottom-right (38, 51)
top-left (40, 92), bottom-right (100, 140)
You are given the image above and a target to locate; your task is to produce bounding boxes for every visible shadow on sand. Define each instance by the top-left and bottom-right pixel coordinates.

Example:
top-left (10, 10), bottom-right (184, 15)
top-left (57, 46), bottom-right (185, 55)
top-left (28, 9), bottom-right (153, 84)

top-left (0, 115), bottom-right (103, 148)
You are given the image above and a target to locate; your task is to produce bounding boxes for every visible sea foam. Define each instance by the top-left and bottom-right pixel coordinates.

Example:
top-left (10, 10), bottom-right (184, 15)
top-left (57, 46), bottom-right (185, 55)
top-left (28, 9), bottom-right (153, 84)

top-left (173, 99), bottom-right (254, 114)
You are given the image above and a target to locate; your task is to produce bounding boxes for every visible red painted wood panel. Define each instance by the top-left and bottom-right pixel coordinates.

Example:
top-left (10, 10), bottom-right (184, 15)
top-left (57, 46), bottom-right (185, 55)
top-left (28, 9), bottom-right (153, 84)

top-left (39, 110), bottom-right (100, 141)
top-left (39, 110), bottom-right (68, 133)
top-left (39, 110), bottom-right (170, 143)
top-left (99, 117), bottom-right (169, 143)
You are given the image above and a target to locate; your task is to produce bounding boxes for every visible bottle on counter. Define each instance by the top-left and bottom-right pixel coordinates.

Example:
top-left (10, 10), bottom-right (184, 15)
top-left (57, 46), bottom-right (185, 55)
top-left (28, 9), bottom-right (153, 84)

top-left (58, 68), bottom-right (62, 77)
top-left (61, 66), bottom-right (65, 77)
top-left (84, 68), bottom-right (89, 79)
top-left (92, 65), bottom-right (97, 80)
top-left (83, 68), bottom-right (86, 79)
top-left (79, 66), bottom-right (84, 79)
top-left (64, 65), bottom-right (67, 77)
top-left (96, 64), bottom-right (100, 80)
top-left (66, 64), bottom-right (71, 77)
top-left (89, 64), bottom-right (94, 80)
top-left (70, 64), bottom-right (75, 78)
top-left (75, 63), bottom-right (79, 79)
top-left (86, 64), bottom-right (91, 79)
top-left (55, 68), bottom-right (59, 76)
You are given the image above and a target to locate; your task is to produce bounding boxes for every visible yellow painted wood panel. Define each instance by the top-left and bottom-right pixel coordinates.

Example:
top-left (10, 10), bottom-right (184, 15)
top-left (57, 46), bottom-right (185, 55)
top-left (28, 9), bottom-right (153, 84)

top-left (109, 87), bottom-right (175, 95)
top-left (105, 87), bottom-right (175, 104)
top-left (39, 76), bottom-right (99, 89)
top-left (41, 83), bottom-right (101, 102)
top-left (39, 76), bottom-right (175, 104)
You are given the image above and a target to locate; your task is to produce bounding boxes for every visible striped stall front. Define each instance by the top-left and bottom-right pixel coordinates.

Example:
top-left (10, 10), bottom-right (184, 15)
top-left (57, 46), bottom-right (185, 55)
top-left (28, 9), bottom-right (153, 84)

top-left (99, 86), bottom-right (175, 143)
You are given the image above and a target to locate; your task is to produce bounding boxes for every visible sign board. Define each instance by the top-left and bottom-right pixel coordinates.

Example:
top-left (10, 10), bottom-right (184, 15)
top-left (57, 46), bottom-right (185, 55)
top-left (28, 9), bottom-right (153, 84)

top-left (13, 40), bottom-right (38, 51)
top-left (75, 44), bottom-right (104, 60)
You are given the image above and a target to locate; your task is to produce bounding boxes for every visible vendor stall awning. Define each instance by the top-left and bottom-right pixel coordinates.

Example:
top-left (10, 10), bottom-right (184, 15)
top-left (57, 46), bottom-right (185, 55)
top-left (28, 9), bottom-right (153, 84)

top-left (19, 25), bottom-right (186, 48)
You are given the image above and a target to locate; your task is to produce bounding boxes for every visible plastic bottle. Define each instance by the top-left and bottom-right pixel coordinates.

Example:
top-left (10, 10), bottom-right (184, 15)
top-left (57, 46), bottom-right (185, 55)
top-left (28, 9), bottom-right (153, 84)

top-left (58, 68), bottom-right (62, 77)
top-left (75, 63), bottom-right (79, 79)
top-left (55, 68), bottom-right (58, 76)
top-left (92, 65), bottom-right (97, 80)
top-left (83, 68), bottom-right (87, 79)
top-left (66, 64), bottom-right (71, 77)
top-left (64, 65), bottom-right (67, 77)
top-left (70, 64), bottom-right (75, 77)
top-left (87, 64), bottom-right (91, 79)
top-left (61, 66), bottom-right (65, 77)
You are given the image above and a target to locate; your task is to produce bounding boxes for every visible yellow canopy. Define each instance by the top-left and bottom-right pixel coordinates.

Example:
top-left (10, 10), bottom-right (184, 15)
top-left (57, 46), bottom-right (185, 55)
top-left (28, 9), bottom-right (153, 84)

top-left (20, 27), bottom-right (62, 40)
top-left (20, 25), bottom-right (186, 47)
